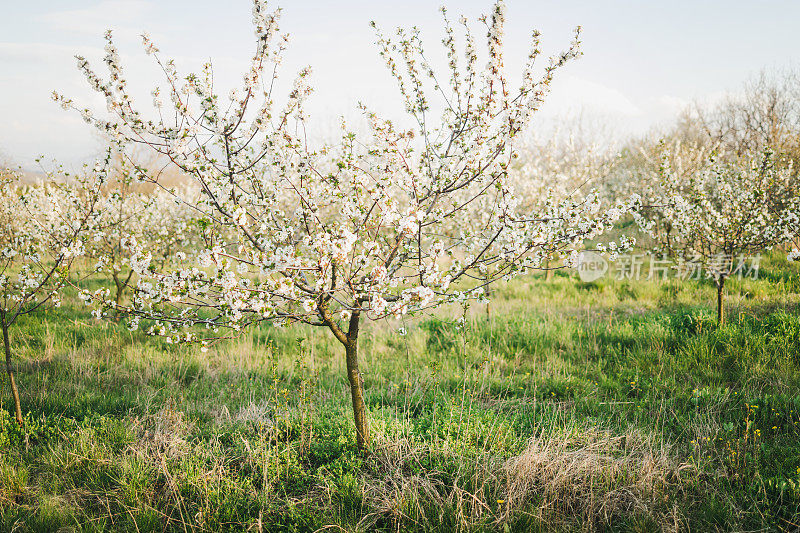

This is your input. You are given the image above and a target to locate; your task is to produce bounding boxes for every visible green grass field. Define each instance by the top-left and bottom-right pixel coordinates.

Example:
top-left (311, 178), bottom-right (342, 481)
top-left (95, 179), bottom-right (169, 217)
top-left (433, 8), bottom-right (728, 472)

top-left (2, 254), bottom-right (800, 532)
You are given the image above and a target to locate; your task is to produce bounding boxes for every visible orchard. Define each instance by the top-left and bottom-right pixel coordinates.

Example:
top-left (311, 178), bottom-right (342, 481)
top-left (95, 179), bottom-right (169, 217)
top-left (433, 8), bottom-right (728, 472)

top-left (2, 1), bottom-right (800, 531)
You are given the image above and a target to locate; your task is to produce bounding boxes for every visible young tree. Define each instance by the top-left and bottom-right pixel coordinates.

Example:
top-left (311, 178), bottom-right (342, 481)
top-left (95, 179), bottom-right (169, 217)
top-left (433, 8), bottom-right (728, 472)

top-left (61, 0), bottom-right (637, 449)
top-left (87, 161), bottom-right (199, 312)
top-left (0, 160), bottom-right (108, 425)
top-left (87, 158), bottom-right (148, 311)
top-left (637, 148), bottom-right (799, 325)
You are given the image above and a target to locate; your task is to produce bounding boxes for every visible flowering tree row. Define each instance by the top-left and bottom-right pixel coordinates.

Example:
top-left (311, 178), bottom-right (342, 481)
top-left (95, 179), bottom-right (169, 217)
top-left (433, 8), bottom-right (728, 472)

top-left (4, 0), bottom-right (799, 442)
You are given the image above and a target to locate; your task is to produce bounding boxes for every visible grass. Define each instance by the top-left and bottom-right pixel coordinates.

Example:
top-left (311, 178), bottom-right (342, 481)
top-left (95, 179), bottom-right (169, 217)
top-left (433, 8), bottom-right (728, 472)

top-left (2, 254), bottom-right (800, 531)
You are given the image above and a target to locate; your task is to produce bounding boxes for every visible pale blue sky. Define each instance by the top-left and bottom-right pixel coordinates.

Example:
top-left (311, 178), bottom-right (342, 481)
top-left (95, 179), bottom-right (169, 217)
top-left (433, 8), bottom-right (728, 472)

top-left (2, 1), bottom-right (799, 167)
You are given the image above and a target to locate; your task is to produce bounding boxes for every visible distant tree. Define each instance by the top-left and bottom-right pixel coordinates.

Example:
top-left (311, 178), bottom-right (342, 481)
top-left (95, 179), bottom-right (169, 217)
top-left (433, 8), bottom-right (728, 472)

top-left (87, 156), bottom-right (199, 311)
top-left (637, 148), bottom-right (799, 325)
top-left (512, 123), bottom-right (620, 280)
top-left (696, 69), bottom-right (800, 161)
top-left (604, 69), bottom-right (800, 211)
top-left (0, 159), bottom-right (108, 425)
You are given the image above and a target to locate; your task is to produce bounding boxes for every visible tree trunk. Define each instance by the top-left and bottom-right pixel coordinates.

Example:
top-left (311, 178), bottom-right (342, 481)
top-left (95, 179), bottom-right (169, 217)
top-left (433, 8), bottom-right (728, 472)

top-left (1, 316), bottom-right (23, 426)
top-left (345, 340), bottom-right (369, 450)
top-left (344, 312), bottom-right (369, 450)
top-left (112, 270), bottom-right (134, 320)
top-left (112, 272), bottom-right (124, 319)
top-left (544, 259), bottom-right (553, 281)
top-left (114, 279), bottom-right (124, 310)
top-left (716, 278), bottom-right (725, 326)
top-left (323, 306), bottom-right (370, 451)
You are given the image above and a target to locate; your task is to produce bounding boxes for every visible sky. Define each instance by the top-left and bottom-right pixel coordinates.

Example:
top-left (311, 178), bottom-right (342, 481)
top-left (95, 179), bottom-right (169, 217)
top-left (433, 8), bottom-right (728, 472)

top-left (1, 0), bottom-right (799, 168)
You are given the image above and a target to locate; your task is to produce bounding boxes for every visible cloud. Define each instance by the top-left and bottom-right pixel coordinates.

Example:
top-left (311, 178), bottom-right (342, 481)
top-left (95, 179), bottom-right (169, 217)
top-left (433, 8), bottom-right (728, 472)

top-left (544, 75), bottom-right (642, 118)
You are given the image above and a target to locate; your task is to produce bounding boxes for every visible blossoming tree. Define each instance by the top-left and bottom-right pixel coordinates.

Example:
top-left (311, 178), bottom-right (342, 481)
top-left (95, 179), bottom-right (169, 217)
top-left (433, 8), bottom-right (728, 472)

top-left (0, 160), bottom-right (108, 425)
top-left (511, 127), bottom-right (620, 280)
top-left (637, 148), bottom-right (799, 325)
top-left (61, 0), bottom-right (637, 449)
top-left (87, 160), bottom-right (199, 312)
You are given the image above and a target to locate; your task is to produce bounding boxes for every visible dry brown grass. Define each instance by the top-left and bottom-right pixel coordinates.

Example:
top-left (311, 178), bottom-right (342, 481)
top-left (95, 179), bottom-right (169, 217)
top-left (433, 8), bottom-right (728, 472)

top-left (129, 401), bottom-right (193, 460)
top-left (328, 425), bottom-right (693, 532)
top-left (502, 426), bottom-right (691, 531)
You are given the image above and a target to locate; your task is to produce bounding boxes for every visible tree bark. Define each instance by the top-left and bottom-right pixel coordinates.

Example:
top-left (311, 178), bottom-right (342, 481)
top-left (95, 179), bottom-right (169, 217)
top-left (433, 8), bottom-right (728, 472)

top-left (113, 273), bottom-right (124, 310)
top-left (344, 311), bottom-right (369, 450)
top-left (345, 339), bottom-right (370, 450)
top-left (321, 305), bottom-right (370, 450)
top-left (716, 278), bottom-right (725, 326)
top-left (1, 316), bottom-right (23, 426)
top-left (112, 270), bottom-right (134, 320)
